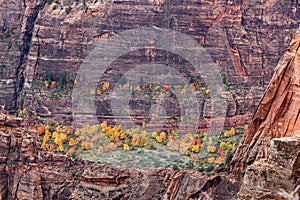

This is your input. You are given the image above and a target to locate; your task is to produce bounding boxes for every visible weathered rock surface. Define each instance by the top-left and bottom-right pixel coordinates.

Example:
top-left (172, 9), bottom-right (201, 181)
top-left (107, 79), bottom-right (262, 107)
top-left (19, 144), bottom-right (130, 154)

top-left (238, 136), bottom-right (300, 200)
top-left (0, 0), bottom-right (46, 111)
top-left (1, 0), bottom-right (299, 129)
top-left (1, 1), bottom-right (300, 199)
top-left (23, 0), bottom-right (299, 128)
top-left (231, 26), bottom-right (300, 173)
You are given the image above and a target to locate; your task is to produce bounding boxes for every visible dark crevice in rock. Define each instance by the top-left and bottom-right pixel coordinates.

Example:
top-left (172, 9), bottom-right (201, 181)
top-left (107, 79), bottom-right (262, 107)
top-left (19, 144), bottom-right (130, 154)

top-left (189, 176), bottom-right (222, 199)
top-left (13, 1), bottom-right (46, 113)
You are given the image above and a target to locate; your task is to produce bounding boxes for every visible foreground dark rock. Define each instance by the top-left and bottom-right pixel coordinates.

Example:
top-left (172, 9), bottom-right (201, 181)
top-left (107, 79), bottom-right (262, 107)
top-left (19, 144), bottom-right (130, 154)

top-left (238, 136), bottom-right (300, 200)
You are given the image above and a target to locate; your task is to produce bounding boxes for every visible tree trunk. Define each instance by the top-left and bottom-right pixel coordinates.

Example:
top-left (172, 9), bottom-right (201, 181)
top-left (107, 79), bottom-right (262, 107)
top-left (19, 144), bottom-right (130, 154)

top-left (231, 27), bottom-right (300, 174)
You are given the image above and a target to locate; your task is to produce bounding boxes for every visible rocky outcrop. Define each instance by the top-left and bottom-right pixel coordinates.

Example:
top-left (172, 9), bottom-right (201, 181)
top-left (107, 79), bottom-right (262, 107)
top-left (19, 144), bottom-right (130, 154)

top-left (238, 136), bottom-right (300, 200)
top-left (0, 113), bottom-right (22, 199)
top-left (231, 26), bottom-right (300, 173)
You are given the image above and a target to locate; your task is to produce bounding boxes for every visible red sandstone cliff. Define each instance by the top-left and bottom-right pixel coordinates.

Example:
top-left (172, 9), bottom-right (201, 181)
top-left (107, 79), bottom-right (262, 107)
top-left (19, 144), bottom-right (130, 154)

top-left (0, 0), bottom-right (299, 129)
top-left (231, 26), bottom-right (300, 174)
top-left (0, 1), bottom-right (299, 199)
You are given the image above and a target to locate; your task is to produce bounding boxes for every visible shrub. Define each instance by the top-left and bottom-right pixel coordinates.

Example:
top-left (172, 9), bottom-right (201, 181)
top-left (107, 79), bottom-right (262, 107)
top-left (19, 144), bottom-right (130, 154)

top-left (65, 6), bottom-right (72, 14)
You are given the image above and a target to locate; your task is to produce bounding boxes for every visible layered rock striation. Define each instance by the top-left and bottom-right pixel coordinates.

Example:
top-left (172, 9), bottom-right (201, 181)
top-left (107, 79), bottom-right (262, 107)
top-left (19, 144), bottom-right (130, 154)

top-left (1, 0), bottom-right (300, 129)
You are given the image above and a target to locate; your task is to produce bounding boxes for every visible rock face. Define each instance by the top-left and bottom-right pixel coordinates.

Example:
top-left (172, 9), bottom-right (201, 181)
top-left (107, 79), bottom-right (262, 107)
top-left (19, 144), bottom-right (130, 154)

top-left (1, 0), bottom-right (299, 129)
top-left (238, 137), bottom-right (300, 200)
top-left (228, 26), bottom-right (300, 200)
top-left (231, 27), bottom-right (300, 173)
top-left (1, 1), bottom-right (300, 199)
top-left (0, 113), bottom-right (240, 200)
top-left (0, 0), bottom-right (46, 111)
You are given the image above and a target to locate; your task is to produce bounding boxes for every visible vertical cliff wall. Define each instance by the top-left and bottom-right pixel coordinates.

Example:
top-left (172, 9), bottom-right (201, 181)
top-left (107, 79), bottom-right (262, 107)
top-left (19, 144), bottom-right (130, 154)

top-left (0, 0), bottom-right (46, 111)
top-left (1, 0), bottom-right (299, 127)
top-left (0, 0), bottom-right (25, 111)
